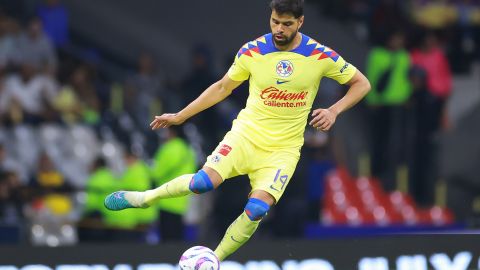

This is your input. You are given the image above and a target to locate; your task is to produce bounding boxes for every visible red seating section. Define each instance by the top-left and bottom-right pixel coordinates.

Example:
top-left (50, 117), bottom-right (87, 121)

top-left (322, 167), bottom-right (455, 226)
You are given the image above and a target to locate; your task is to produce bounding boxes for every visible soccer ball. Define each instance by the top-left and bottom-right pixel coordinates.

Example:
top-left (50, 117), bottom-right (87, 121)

top-left (179, 246), bottom-right (220, 270)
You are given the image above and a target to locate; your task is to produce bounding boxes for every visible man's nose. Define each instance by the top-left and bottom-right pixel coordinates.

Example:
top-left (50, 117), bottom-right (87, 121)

top-left (275, 25), bottom-right (284, 33)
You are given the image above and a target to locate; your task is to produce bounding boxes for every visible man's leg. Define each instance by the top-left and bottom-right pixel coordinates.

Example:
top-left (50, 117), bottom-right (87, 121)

top-left (214, 190), bottom-right (275, 261)
top-left (104, 167), bottom-right (223, 210)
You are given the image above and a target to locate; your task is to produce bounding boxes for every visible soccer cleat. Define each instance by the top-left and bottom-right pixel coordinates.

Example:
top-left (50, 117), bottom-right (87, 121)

top-left (104, 191), bottom-right (140, 211)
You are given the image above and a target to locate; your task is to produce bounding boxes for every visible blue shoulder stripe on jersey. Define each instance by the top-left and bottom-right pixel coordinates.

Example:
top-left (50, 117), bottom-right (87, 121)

top-left (257, 33), bottom-right (277, 55)
top-left (236, 33), bottom-right (331, 58)
top-left (257, 33), bottom-right (320, 57)
top-left (247, 42), bottom-right (256, 49)
top-left (291, 34), bottom-right (318, 57)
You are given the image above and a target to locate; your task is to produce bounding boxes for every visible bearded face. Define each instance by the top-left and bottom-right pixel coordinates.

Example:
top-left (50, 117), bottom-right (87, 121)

top-left (272, 29), bottom-right (298, 47)
top-left (270, 10), bottom-right (303, 48)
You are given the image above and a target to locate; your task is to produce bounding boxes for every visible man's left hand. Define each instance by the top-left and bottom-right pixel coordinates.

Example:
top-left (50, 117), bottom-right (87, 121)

top-left (309, 108), bottom-right (338, 131)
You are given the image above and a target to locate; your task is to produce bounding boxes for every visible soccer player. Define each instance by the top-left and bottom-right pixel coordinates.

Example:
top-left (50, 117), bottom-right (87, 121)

top-left (105, 0), bottom-right (371, 260)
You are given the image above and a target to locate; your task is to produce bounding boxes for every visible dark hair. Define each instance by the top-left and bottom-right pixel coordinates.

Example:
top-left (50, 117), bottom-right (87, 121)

top-left (270, 0), bottom-right (304, 18)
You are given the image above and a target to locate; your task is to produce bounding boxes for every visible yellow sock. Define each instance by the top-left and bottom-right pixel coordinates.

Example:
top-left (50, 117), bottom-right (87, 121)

top-left (214, 211), bottom-right (260, 261)
top-left (144, 174), bottom-right (194, 204)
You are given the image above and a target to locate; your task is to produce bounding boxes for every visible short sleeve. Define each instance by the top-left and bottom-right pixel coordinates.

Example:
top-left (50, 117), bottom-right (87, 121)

top-left (323, 51), bottom-right (357, 85)
top-left (227, 49), bottom-right (250, 82)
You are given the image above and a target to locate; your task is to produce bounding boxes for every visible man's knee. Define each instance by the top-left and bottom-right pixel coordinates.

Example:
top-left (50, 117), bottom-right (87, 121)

top-left (244, 198), bottom-right (270, 221)
top-left (189, 170), bottom-right (214, 194)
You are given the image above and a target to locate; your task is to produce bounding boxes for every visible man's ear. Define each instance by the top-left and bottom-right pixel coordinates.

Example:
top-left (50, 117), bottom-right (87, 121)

top-left (298, 15), bottom-right (304, 29)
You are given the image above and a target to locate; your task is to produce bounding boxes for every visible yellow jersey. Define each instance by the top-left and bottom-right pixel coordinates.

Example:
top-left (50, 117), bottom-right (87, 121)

top-left (227, 33), bottom-right (357, 150)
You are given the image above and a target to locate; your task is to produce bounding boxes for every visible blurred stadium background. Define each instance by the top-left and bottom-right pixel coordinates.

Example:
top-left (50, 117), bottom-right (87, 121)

top-left (0, 0), bottom-right (479, 269)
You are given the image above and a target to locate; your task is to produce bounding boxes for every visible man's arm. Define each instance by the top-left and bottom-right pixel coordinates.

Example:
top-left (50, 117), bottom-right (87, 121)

top-left (309, 70), bottom-right (371, 131)
top-left (150, 74), bottom-right (244, 130)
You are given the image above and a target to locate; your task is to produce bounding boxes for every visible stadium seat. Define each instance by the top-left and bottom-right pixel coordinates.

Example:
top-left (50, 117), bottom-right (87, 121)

top-left (400, 205), bottom-right (421, 225)
top-left (344, 206), bottom-right (362, 226)
top-left (321, 208), bottom-right (347, 226)
top-left (429, 206), bottom-right (455, 225)
top-left (321, 168), bottom-right (456, 228)
top-left (389, 191), bottom-right (416, 210)
top-left (336, 166), bottom-right (353, 182)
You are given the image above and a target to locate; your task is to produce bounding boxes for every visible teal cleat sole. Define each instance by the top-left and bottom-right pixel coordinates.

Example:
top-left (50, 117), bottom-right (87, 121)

top-left (104, 191), bottom-right (135, 211)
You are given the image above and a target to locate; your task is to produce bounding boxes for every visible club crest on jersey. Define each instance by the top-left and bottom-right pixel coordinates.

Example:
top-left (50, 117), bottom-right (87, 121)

top-left (276, 60), bottom-right (294, 77)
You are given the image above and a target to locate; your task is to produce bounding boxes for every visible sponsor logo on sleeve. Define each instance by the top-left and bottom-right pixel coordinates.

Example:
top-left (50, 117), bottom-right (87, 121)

top-left (218, 144), bottom-right (232, 156)
top-left (340, 62), bottom-right (350, 73)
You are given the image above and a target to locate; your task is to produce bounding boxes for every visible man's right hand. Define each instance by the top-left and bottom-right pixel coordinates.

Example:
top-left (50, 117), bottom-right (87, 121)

top-left (150, 113), bottom-right (186, 130)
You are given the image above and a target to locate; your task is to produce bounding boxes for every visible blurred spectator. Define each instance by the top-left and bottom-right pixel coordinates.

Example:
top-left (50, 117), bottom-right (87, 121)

top-left (409, 30), bottom-right (453, 205)
top-left (0, 142), bottom-right (28, 184)
top-left (369, 0), bottom-right (410, 44)
top-left (365, 30), bottom-right (412, 188)
top-left (410, 0), bottom-right (480, 72)
top-left (182, 44), bottom-right (215, 102)
top-left (0, 59), bottom-right (7, 127)
top-left (83, 157), bottom-right (116, 218)
top-left (17, 17), bottom-right (57, 74)
top-left (449, 0), bottom-right (479, 73)
top-left (0, 169), bottom-right (25, 244)
top-left (0, 170), bottom-right (24, 224)
top-left (27, 152), bottom-right (76, 246)
top-left (303, 132), bottom-right (335, 222)
top-left (81, 154), bottom-right (155, 242)
top-left (54, 65), bottom-right (100, 125)
top-left (0, 62), bottom-right (58, 125)
top-left (411, 0), bottom-right (457, 29)
top-left (181, 44), bottom-right (219, 152)
top-left (119, 149), bottom-right (157, 227)
top-left (0, 16), bottom-right (20, 69)
top-left (151, 126), bottom-right (196, 241)
top-left (79, 157), bottom-right (116, 242)
top-left (409, 66), bottom-right (434, 206)
top-left (36, 0), bottom-right (69, 48)
top-left (410, 30), bottom-right (452, 130)
top-left (31, 152), bottom-right (72, 195)
top-left (124, 53), bottom-right (164, 131)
